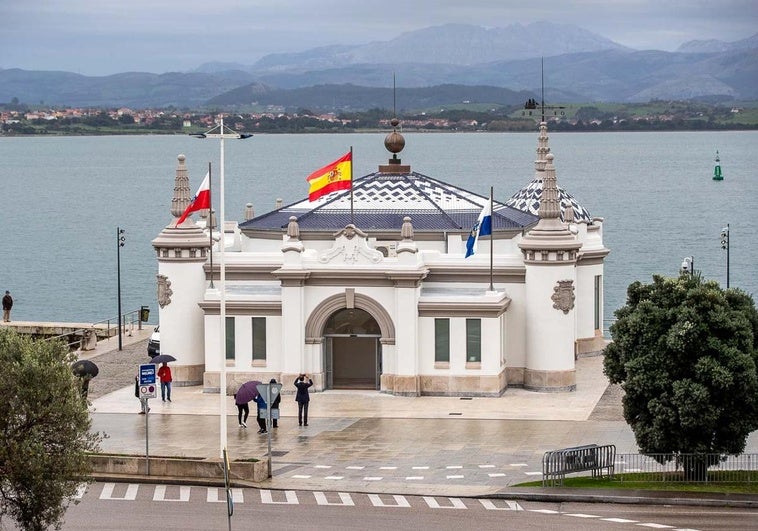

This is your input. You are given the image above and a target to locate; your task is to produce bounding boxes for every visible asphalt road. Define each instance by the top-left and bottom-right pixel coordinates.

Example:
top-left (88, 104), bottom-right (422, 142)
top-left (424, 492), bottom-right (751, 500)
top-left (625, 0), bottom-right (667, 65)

top-left (55, 482), bottom-right (758, 531)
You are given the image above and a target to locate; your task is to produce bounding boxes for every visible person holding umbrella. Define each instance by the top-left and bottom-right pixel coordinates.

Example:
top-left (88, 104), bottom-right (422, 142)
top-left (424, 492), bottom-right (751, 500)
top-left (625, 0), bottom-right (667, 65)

top-left (157, 362), bottom-right (172, 402)
top-left (234, 393), bottom-right (249, 428)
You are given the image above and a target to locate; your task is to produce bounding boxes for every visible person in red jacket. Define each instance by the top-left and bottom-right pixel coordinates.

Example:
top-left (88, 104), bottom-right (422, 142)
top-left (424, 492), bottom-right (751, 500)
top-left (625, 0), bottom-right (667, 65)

top-left (157, 362), bottom-right (172, 402)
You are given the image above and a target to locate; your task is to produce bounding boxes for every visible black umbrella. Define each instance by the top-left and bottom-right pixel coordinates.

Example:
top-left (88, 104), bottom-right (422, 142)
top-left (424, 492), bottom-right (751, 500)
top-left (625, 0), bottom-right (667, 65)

top-left (151, 354), bottom-right (177, 364)
top-left (71, 359), bottom-right (99, 378)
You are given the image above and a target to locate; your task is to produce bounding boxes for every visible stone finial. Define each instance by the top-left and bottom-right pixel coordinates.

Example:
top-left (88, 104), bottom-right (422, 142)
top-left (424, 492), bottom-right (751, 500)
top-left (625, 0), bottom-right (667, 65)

top-left (275, 198), bottom-right (283, 209)
top-left (244, 203), bottom-right (254, 221)
top-left (534, 121), bottom-right (550, 174)
top-left (170, 154), bottom-right (191, 218)
top-left (401, 216), bottom-right (414, 241)
top-left (397, 216), bottom-right (418, 256)
top-left (286, 216), bottom-right (300, 240)
top-left (564, 205), bottom-right (575, 223)
top-left (208, 208), bottom-right (217, 230)
top-left (538, 153), bottom-right (560, 220)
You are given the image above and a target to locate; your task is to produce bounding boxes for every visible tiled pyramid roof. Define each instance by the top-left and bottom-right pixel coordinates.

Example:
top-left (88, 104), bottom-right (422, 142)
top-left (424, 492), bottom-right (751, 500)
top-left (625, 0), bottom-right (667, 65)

top-left (240, 171), bottom-right (538, 233)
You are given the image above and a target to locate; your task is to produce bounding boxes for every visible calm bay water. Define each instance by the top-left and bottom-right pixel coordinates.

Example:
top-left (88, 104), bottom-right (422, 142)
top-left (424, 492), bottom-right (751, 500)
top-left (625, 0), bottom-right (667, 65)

top-left (0, 131), bottom-right (755, 325)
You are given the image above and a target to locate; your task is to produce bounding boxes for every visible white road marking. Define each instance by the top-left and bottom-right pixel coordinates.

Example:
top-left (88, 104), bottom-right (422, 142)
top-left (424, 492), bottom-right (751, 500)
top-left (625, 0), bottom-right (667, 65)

top-left (346, 466), bottom-right (364, 470)
top-left (260, 490), bottom-right (299, 504)
top-left (74, 484), bottom-right (87, 499)
top-left (207, 488), bottom-right (244, 503)
top-left (478, 464), bottom-right (495, 468)
top-left (368, 494), bottom-right (410, 508)
top-left (363, 477), bottom-right (383, 481)
top-left (565, 513), bottom-right (601, 518)
top-left (291, 475), bottom-right (311, 479)
top-left (406, 476), bottom-right (424, 480)
top-left (446, 475), bottom-right (464, 479)
top-left (479, 500), bottom-right (523, 511)
top-left (314, 465), bottom-right (332, 469)
top-left (488, 473), bottom-right (507, 477)
top-left (324, 476), bottom-right (344, 480)
top-left (412, 466), bottom-right (429, 470)
top-left (423, 497), bottom-right (466, 509)
top-left (153, 485), bottom-right (191, 502)
top-left (314, 492), bottom-right (354, 506)
top-left (99, 483), bottom-right (138, 501)
top-left (446, 465), bottom-right (463, 469)
top-left (524, 471), bottom-right (542, 476)
top-left (509, 463), bottom-right (528, 467)
top-left (379, 466), bottom-right (397, 470)
top-left (636, 524), bottom-right (673, 529)
top-left (602, 518), bottom-right (638, 523)
top-left (530, 509), bottom-right (560, 514)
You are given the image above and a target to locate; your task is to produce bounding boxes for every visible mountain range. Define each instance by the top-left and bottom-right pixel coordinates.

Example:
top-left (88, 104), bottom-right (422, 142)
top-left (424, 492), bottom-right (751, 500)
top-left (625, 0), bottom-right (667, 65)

top-left (1, 22), bottom-right (756, 110)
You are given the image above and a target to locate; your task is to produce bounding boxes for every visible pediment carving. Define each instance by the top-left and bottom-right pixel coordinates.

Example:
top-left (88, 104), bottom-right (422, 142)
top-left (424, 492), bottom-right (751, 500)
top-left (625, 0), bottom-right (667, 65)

top-left (318, 224), bottom-right (383, 264)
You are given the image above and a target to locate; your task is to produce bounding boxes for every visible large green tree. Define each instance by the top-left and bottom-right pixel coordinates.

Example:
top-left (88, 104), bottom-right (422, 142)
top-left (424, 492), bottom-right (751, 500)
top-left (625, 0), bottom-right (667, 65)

top-left (604, 274), bottom-right (758, 479)
top-left (0, 329), bottom-right (101, 531)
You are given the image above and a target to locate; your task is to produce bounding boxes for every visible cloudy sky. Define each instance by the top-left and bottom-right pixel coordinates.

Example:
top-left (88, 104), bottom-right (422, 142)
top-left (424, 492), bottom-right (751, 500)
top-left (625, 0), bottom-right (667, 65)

top-left (1, 0), bottom-right (756, 76)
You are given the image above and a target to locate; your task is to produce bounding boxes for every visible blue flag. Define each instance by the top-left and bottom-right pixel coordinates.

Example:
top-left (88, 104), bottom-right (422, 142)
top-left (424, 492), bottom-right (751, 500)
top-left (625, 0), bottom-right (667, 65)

top-left (465, 202), bottom-right (492, 258)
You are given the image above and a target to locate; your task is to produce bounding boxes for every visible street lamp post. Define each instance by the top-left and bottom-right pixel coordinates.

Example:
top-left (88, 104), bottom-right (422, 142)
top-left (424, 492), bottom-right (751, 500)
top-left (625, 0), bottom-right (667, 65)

top-left (117, 227), bottom-right (125, 350)
top-left (721, 224), bottom-right (730, 289)
top-left (192, 117), bottom-right (252, 458)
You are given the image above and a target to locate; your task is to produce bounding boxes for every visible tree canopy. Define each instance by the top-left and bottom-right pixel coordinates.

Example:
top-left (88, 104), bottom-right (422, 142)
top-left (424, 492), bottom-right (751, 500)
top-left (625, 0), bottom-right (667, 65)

top-left (0, 329), bottom-right (101, 531)
top-left (604, 274), bottom-right (758, 468)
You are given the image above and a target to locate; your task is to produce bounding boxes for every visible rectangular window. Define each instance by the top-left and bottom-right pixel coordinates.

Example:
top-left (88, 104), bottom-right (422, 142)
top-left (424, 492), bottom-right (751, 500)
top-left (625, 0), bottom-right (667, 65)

top-left (594, 275), bottom-right (602, 331)
top-left (434, 318), bottom-right (450, 363)
top-left (466, 318), bottom-right (481, 363)
top-left (225, 317), bottom-right (235, 360)
top-left (252, 317), bottom-right (267, 361)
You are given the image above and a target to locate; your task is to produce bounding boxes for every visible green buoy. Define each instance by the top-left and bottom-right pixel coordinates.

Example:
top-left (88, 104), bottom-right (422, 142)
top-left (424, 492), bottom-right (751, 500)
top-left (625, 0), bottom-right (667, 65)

top-left (713, 150), bottom-right (723, 181)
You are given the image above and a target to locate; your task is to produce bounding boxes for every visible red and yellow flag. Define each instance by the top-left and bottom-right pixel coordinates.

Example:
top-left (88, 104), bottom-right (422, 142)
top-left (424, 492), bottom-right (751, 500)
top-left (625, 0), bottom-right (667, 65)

top-left (306, 151), bottom-right (352, 201)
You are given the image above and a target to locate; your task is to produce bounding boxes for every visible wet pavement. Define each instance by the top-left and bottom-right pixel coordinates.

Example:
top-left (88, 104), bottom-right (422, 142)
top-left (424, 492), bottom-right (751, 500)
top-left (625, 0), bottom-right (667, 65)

top-left (81, 332), bottom-right (758, 499)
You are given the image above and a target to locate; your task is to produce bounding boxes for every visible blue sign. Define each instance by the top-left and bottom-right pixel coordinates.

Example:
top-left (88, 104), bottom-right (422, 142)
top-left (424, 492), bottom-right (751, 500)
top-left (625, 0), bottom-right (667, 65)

top-left (139, 364), bottom-right (156, 386)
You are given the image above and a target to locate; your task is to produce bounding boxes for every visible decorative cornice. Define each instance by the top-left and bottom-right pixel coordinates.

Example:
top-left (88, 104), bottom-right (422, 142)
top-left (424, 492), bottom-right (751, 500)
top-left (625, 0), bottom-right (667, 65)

top-left (418, 294), bottom-right (511, 318)
top-left (198, 300), bottom-right (282, 316)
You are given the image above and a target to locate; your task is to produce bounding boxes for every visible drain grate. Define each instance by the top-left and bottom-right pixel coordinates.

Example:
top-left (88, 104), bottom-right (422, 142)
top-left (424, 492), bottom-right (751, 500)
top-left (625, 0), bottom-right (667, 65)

top-left (459, 397), bottom-right (473, 400)
top-left (270, 450), bottom-right (289, 457)
top-left (449, 412), bottom-right (463, 416)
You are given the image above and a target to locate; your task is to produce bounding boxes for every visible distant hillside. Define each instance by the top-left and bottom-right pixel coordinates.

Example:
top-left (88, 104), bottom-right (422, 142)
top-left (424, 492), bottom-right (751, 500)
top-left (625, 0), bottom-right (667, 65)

top-left (0, 69), bottom-right (256, 107)
top-left (206, 83), bottom-right (535, 112)
top-left (1, 23), bottom-right (756, 109)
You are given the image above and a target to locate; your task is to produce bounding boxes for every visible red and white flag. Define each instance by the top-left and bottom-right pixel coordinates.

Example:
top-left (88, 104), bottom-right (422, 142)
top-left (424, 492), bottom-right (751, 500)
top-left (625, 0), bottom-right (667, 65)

top-left (176, 172), bottom-right (211, 226)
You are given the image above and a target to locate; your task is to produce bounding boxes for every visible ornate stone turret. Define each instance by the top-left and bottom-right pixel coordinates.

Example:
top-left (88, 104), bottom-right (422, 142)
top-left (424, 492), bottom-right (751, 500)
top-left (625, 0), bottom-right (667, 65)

top-left (151, 154), bottom-right (211, 386)
top-left (518, 123), bottom-right (581, 392)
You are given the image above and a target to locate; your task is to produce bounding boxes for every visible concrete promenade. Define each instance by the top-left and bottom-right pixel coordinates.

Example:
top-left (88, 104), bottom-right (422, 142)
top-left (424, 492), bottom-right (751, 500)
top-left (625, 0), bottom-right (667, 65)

top-left (78, 330), bottom-right (758, 504)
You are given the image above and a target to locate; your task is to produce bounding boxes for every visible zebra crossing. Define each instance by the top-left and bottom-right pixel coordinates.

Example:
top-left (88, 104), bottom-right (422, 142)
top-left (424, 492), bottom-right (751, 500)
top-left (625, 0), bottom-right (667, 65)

top-left (74, 483), bottom-right (701, 530)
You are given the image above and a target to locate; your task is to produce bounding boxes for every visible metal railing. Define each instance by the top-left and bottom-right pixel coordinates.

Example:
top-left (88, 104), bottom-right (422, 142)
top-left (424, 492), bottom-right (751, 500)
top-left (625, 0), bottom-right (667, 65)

top-left (616, 453), bottom-right (757, 483)
top-left (45, 308), bottom-right (147, 349)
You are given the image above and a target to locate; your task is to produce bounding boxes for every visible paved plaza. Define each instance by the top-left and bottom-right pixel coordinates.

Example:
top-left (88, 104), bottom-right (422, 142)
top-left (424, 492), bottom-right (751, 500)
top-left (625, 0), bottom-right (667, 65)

top-left (81, 330), bottom-right (758, 497)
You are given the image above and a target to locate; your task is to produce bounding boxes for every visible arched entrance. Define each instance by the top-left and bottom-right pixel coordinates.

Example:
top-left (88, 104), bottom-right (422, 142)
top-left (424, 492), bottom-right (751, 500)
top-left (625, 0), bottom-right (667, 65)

top-left (323, 308), bottom-right (382, 390)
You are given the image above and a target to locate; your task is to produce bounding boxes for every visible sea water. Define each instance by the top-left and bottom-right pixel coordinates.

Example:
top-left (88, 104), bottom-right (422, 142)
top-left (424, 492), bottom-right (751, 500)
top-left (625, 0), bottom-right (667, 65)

top-left (0, 130), bottom-right (755, 325)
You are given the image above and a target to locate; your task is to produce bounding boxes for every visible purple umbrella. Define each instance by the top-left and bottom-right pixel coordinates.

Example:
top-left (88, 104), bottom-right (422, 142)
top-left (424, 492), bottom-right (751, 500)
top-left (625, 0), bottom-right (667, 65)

top-left (235, 380), bottom-right (261, 404)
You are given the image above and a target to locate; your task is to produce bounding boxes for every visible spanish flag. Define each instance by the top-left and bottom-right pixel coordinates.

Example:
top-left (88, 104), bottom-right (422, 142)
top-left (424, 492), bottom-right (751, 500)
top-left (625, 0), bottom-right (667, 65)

top-left (306, 151), bottom-right (352, 201)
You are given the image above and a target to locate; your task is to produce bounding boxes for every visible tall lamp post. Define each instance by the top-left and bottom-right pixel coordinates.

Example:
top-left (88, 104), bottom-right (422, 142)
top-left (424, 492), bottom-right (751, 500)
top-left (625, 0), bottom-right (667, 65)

top-left (117, 227), bottom-right (125, 350)
top-left (721, 224), bottom-right (730, 288)
top-left (192, 117), bottom-right (252, 458)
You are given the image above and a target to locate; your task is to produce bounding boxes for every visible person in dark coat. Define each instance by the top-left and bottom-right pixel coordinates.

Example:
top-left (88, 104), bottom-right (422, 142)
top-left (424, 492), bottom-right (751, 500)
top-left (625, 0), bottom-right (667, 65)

top-left (2, 290), bottom-right (12, 322)
top-left (254, 393), bottom-right (267, 434)
top-left (294, 374), bottom-right (313, 426)
top-left (269, 378), bottom-right (281, 428)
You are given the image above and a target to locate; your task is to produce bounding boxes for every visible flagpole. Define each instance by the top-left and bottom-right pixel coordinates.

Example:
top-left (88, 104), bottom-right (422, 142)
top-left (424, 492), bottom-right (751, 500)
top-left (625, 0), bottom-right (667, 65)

top-left (489, 186), bottom-right (494, 292)
top-left (219, 115), bottom-right (227, 458)
top-left (350, 146), bottom-right (354, 226)
top-left (208, 162), bottom-right (214, 289)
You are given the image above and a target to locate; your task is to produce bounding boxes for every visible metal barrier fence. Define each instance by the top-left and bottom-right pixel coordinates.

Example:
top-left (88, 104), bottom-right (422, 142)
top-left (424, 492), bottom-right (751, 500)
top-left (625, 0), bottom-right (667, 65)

top-left (543, 444), bottom-right (616, 486)
top-left (616, 453), bottom-right (757, 483)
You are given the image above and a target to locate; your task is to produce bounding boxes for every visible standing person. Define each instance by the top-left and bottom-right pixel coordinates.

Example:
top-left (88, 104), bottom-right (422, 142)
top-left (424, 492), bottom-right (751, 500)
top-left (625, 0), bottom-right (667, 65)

top-left (157, 362), bottom-right (172, 402)
top-left (234, 393), bottom-right (249, 428)
top-left (269, 378), bottom-right (281, 428)
top-left (135, 376), bottom-right (149, 414)
top-left (294, 374), bottom-right (313, 427)
top-left (2, 291), bottom-right (12, 322)
top-left (254, 393), bottom-right (267, 434)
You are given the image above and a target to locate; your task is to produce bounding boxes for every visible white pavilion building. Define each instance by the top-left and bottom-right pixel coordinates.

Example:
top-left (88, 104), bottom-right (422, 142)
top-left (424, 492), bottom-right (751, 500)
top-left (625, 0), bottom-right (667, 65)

top-left (152, 121), bottom-right (609, 396)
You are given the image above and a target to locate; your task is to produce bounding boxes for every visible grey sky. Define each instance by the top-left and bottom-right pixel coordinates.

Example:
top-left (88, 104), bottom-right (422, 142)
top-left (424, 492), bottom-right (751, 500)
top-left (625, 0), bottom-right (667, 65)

top-left (1, 0), bottom-right (756, 76)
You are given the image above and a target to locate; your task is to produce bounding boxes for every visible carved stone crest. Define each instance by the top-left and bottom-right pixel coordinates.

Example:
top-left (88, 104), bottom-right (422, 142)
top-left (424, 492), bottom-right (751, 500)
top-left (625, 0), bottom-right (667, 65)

top-left (318, 224), bottom-right (383, 264)
top-left (157, 274), bottom-right (173, 308)
top-left (551, 279), bottom-right (575, 314)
